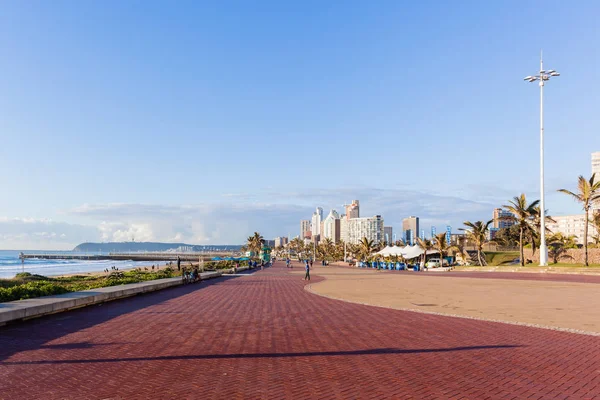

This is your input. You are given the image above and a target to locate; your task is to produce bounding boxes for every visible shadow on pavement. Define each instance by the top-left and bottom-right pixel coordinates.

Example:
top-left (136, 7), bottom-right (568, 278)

top-left (0, 272), bottom-right (253, 362)
top-left (1, 345), bottom-right (522, 365)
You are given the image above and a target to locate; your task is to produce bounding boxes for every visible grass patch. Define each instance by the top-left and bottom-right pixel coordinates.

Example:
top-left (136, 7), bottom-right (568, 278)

top-left (545, 263), bottom-right (600, 268)
top-left (0, 259), bottom-right (249, 303)
top-left (0, 269), bottom-right (177, 302)
top-left (485, 251), bottom-right (520, 266)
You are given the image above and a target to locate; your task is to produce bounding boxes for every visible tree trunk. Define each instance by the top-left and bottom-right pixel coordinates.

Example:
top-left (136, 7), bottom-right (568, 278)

top-left (584, 207), bottom-right (589, 267)
top-left (520, 227), bottom-right (525, 266)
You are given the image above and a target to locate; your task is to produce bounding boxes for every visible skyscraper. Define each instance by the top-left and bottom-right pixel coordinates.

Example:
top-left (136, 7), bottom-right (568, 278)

top-left (347, 215), bottom-right (384, 244)
top-left (300, 220), bottom-right (311, 239)
top-left (592, 151), bottom-right (600, 175)
top-left (384, 226), bottom-right (393, 243)
top-left (274, 237), bottom-right (288, 248)
top-left (340, 216), bottom-right (348, 242)
top-left (323, 209), bottom-right (340, 242)
top-left (402, 216), bottom-right (419, 244)
top-left (323, 210), bottom-right (341, 243)
top-left (311, 207), bottom-right (324, 237)
top-left (493, 208), bottom-right (515, 229)
top-left (344, 200), bottom-right (360, 220)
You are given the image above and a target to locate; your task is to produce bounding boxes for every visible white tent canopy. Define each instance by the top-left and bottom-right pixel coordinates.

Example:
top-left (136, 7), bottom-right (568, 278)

top-left (376, 246), bottom-right (407, 256)
top-left (376, 245), bottom-right (439, 259)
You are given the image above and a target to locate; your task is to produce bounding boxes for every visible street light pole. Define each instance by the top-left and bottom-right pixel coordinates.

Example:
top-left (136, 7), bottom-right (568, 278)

top-left (539, 57), bottom-right (547, 267)
top-left (524, 52), bottom-right (559, 267)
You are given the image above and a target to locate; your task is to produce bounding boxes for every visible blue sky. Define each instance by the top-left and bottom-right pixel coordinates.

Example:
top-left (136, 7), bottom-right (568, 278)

top-left (0, 1), bottom-right (598, 249)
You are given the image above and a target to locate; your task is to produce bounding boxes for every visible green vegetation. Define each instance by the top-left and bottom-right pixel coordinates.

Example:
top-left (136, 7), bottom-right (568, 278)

top-left (246, 232), bottom-right (265, 256)
top-left (461, 220), bottom-right (493, 265)
top-left (0, 258), bottom-right (252, 303)
top-left (0, 269), bottom-right (178, 303)
top-left (503, 194), bottom-right (541, 267)
top-left (485, 251), bottom-right (520, 266)
top-left (558, 173), bottom-right (600, 266)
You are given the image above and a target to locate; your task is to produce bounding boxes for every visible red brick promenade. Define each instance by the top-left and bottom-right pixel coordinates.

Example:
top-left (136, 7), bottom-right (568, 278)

top-left (1, 262), bottom-right (599, 399)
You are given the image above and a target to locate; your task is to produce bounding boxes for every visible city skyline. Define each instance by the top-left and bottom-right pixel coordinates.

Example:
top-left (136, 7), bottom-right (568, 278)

top-left (1, 2), bottom-right (599, 249)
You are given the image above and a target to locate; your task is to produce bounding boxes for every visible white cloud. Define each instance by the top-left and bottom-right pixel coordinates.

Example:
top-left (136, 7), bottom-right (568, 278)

top-left (0, 218), bottom-right (100, 250)
top-left (66, 186), bottom-right (500, 244)
top-left (4, 184), bottom-right (561, 249)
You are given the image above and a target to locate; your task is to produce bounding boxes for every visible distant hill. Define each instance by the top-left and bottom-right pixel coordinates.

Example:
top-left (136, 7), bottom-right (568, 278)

top-left (73, 242), bottom-right (242, 253)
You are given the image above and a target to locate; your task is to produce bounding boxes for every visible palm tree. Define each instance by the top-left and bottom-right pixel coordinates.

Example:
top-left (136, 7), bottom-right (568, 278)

top-left (432, 233), bottom-right (458, 267)
top-left (503, 194), bottom-right (540, 266)
top-left (321, 238), bottom-right (334, 261)
top-left (289, 237), bottom-right (303, 257)
top-left (547, 232), bottom-right (578, 264)
top-left (590, 212), bottom-right (600, 247)
top-left (453, 236), bottom-right (471, 265)
top-left (358, 237), bottom-right (375, 261)
top-left (246, 232), bottom-right (264, 258)
top-left (461, 220), bottom-right (493, 266)
top-left (524, 206), bottom-right (556, 257)
top-left (415, 237), bottom-right (432, 267)
top-left (558, 174), bottom-right (600, 266)
top-left (394, 239), bottom-right (406, 247)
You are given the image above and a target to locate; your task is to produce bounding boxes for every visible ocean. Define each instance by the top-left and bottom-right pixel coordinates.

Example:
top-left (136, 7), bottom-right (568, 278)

top-left (0, 250), bottom-right (164, 279)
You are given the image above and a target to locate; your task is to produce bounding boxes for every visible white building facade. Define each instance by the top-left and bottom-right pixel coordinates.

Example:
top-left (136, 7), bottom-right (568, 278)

top-left (300, 220), bottom-right (311, 239)
top-left (347, 215), bottom-right (384, 244)
top-left (274, 237), bottom-right (289, 248)
top-left (547, 214), bottom-right (598, 245)
top-left (322, 210), bottom-right (340, 242)
top-left (593, 151), bottom-right (600, 212)
top-left (311, 207), bottom-right (323, 237)
top-left (340, 216), bottom-right (348, 243)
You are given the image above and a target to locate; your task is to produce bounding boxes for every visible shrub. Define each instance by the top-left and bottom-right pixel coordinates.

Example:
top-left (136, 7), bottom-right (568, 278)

top-left (0, 281), bottom-right (70, 302)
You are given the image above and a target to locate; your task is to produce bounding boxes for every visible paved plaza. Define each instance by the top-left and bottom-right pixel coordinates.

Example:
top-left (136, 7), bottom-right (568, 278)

top-left (1, 262), bottom-right (600, 399)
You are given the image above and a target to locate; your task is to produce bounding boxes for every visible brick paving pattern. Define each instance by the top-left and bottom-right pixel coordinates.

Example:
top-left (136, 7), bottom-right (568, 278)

top-left (1, 262), bottom-right (599, 399)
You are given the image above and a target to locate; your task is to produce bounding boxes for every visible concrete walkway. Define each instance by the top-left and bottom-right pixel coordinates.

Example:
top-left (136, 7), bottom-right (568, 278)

top-left (1, 262), bottom-right (599, 399)
top-left (306, 266), bottom-right (600, 334)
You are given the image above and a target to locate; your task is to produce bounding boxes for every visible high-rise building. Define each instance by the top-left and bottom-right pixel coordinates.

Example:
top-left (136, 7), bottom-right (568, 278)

top-left (547, 214), bottom-right (598, 245)
top-left (323, 210), bottom-right (341, 243)
top-left (274, 237), bottom-right (289, 248)
top-left (340, 216), bottom-right (348, 242)
top-left (592, 152), bottom-right (600, 212)
top-left (384, 226), bottom-right (393, 243)
top-left (344, 200), bottom-right (360, 220)
top-left (592, 151), bottom-right (600, 175)
top-left (347, 215), bottom-right (384, 244)
top-left (402, 216), bottom-right (419, 244)
top-left (311, 207), bottom-right (323, 237)
top-left (300, 220), bottom-right (311, 239)
top-left (493, 208), bottom-right (515, 229)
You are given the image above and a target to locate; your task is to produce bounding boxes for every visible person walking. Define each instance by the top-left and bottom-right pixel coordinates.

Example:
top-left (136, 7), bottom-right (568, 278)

top-left (304, 260), bottom-right (310, 281)
top-left (286, 258), bottom-right (290, 268)
top-left (177, 256), bottom-right (181, 272)
top-left (310, 259), bottom-right (313, 268)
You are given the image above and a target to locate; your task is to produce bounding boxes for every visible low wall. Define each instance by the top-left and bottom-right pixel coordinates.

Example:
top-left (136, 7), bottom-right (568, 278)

top-left (524, 248), bottom-right (600, 264)
top-left (0, 270), bottom-right (229, 326)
